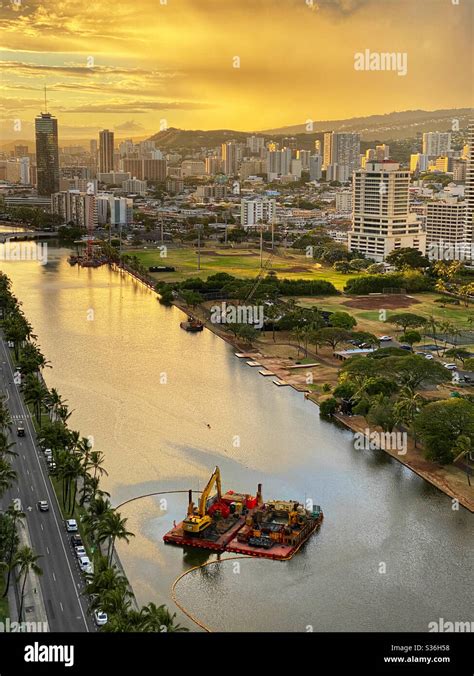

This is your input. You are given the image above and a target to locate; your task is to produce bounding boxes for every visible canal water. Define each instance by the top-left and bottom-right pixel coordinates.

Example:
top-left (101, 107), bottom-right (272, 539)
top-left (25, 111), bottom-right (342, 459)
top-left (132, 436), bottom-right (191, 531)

top-left (1, 247), bottom-right (472, 632)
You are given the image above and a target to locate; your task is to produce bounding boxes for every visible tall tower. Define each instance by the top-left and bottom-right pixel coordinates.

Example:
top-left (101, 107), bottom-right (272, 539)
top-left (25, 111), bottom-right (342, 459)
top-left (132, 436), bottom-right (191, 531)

top-left (348, 160), bottom-right (425, 262)
top-left (99, 129), bottom-right (114, 173)
top-left (465, 120), bottom-right (474, 255)
top-left (35, 112), bottom-right (59, 195)
top-left (221, 142), bottom-right (238, 176)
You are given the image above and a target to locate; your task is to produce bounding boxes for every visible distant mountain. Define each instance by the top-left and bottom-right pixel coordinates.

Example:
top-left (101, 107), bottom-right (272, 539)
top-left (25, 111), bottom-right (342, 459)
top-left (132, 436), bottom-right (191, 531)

top-left (262, 108), bottom-right (473, 140)
top-left (146, 109), bottom-right (471, 150)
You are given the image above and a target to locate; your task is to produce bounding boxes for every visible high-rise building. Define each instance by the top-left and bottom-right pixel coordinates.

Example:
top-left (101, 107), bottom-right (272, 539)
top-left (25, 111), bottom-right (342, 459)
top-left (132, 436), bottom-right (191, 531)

top-left (464, 120), bottom-right (474, 252)
top-left (14, 145), bottom-right (29, 158)
top-left (348, 160), bottom-right (426, 262)
top-left (296, 150), bottom-right (311, 170)
top-left (99, 130), bottom-right (114, 173)
top-left (241, 196), bottom-right (276, 226)
top-left (180, 160), bottom-right (205, 177)
top-left (323, 132), bottom-right (360, 170)
top-left (422, 132), bottom-right (451, 158)
top-left (246, 136), bottom-right (265, 155)
top-left (425, 200), bottom-right (467, 260)
top-left (222, 142), bottom-right (239, 175)
top-left (410, 153), bottom-right (430, 174)
top-left (375, 144), bottom-right (390, 161)
top-left (205, 157), bottom-right (223, 175)
top-left (309, 155), bottom-right (322, 181)
top-left (51, 191), bottom-right (98, 229)
top-left (35, 112), bottom-right (59, 195)
top-left (335, 191), bottom-right (352, 213)
top-left (266, 148), bottom-right (292, 177)
top-left (121, 158), bottom-right (167, 181)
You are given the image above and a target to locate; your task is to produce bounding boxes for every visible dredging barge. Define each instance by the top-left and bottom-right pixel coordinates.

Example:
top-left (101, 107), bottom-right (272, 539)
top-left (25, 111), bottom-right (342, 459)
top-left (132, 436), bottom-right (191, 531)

top-left (163, 466), bottom-right (323, 560)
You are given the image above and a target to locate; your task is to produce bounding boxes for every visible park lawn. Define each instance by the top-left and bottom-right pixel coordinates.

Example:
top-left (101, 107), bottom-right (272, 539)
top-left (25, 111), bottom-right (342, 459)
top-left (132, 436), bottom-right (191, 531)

top-left (296, 292), bottom-right (473, 337)
top-left (130, 247), bottom-right (356, 289)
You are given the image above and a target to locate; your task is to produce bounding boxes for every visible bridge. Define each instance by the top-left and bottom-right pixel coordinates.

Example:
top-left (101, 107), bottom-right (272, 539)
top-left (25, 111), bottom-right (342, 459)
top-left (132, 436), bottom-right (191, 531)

top-left (0, 230), bottom-right (59, 242)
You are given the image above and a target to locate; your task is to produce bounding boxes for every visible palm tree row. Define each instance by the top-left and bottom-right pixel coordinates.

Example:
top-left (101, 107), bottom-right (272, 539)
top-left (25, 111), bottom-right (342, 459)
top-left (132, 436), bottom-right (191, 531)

top-left (0, 271), bottom-right (185, 632)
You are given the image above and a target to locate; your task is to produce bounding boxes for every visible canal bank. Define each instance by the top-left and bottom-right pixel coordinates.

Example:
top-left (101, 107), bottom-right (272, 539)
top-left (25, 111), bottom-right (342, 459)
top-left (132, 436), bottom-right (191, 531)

top-left (1, 248), bottom-right (472, 633)
top-left (117, 260), bottom-right (474, 513)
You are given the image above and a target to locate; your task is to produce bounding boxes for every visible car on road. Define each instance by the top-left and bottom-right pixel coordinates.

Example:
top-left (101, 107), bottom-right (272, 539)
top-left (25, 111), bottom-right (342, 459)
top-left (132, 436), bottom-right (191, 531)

top-left (424, 354), bottom-right (434, 360)
top-left (47, 461), bottom-right (57, 474)
top-left (443, 363), bottom-right (458, 370)
top-left (379, 336), bottom-right (392, 342)
top-left (78, 555), bottom-right (91, 572)
top-left (75, 546), bottom-right (86, 559)
top-left (16, 426), bottom-right (25, 437)
top-left (399, 345), bottom-right (413, 352)
top-left (71, 534), bottom-right (83, 547)
top-left (7, 340), bottom-right (14, 348)
top-left (38, 501), bottom-right (49, 512)
top-left (94, 610), bottom-right (108, 627)
top-left (66, 519), bottom-right (78, 532)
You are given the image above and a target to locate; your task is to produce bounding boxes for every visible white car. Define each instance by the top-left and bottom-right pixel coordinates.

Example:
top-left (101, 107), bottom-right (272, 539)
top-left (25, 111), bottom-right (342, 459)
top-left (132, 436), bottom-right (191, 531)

top-left (75, 546), bottom-right (86, 558)
top-left (424, 354), bottom-right (434, 360)
top-left (78, 555), bottom-right (91, 572)
top-left (379, 336), bottom-right (392, 342)
top-left (94, 610), bottom-right (108, 627)
top-left (443, 363), bottom-right (458, 370)
top-left (7, 341), bottom-right (14, 348)
top-left (66, 519), bottom-right (78, 533)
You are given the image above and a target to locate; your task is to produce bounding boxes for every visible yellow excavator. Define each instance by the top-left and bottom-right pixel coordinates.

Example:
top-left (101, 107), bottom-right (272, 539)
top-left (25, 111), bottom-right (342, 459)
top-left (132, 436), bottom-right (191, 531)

top-left (183, 466), bottom-right (222, 535)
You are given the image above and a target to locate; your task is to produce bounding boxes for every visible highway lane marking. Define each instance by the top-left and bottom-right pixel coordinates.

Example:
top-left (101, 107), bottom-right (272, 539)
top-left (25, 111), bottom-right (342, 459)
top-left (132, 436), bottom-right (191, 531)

top-left (60, 602), bottom-right (64, 612)
top-left (0, 338), bottom-right (90, 632)
top-left (40, 523), bottom-right (44, 531)
top-left (52, 572), bottom-right (56, 582)
top-left (46, 546), bottom-right (49, 554)
top-left (30, 484), bottom-right (34, 492)
top-left (26, 468), bottom-right (29, 475)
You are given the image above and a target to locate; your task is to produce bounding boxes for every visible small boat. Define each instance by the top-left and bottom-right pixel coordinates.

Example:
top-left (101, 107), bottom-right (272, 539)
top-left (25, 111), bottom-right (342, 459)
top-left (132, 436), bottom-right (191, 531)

top-left (180, 317), bottom-right (204, 332)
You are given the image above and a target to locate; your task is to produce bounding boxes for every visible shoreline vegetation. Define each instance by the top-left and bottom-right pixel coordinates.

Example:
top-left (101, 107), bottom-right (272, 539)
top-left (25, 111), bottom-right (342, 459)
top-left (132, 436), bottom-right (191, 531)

top-left (113, 254), bottom-right (474, 512)
top-left (0, 271), bottom-right (188, 632)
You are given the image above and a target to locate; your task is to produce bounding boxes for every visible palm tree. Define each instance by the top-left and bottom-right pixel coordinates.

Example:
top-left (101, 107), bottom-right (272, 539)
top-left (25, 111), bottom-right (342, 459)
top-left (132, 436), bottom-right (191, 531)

top-left (0, 458), bottom-right (17, 498)
top-left (82, 496), bottom-right (113, 542)
top-left (0, 432), bottom-right (17, 459)
top-left (22, 375), bottom-right (49, 426)
top-left (88, 451), bottom-right (108, 483)
top-left (452, 435), bottom-right (472, 486)
top-left (394, 386), bottom-right (424, 448)
top-left (0, 397), bottom-right (12, 430)
top-left (140, 602), bottom-right (188, 632)
top-left (2, 503), bottom-right (25, 597)
top-left (14, 546), bottom-right (42, 622)
top-left (46, 388), bottom-right (66, 422)
top-left (97, 512), bottom-right (134, 565)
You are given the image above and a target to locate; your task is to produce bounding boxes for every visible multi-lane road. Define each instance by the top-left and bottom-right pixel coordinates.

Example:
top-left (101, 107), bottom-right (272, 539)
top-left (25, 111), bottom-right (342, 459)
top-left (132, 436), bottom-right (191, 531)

top-left (1, 337), bottom-right (93, 632)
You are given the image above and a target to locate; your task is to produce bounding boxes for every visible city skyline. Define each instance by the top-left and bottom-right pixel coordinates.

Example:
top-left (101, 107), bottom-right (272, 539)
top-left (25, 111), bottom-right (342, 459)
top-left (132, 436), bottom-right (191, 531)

top-left (0, 0), bottom-right (472, 140)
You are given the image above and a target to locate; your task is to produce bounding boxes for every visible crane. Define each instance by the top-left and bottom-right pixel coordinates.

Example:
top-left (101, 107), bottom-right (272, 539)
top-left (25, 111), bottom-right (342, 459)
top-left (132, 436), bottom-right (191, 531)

top-left (183, 466), bottom-right (223, 535)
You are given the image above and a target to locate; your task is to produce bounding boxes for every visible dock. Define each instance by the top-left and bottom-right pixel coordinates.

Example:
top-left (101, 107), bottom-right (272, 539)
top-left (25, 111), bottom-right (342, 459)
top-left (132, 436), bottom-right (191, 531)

top-left (258, 369), bottom-right (275, 376)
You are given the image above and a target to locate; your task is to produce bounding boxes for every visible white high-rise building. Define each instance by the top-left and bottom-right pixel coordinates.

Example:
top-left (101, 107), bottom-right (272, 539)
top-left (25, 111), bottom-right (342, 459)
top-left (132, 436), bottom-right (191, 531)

top-left (425, 200), bottom-right (467, 260)
top-left (464, 120), bottom-right (474, 253)
top-left (335, 191), bottom-right (352, 213)
top-left (266, 148), bottom-right (292, 177)
top-left (323, 132), bottom-right (360, 171)
top-left (410, 153), bottom-right (430, 173)
top-left (19, 157), bottom-right (30, 185)
top-left (222, 142), bottom-right (239, 175)
top-left (246, 136), bottom-right (265, 155)
top-left (51, 191), bottom-right (98, 229)
top-left (422, 132), bottom-right (451, 158)
top-left (309, 154), bottom-right (322, 181)
top-left (296, 150), bottom-right (311, 170)
top-left (348, 161), bottom-right (426, 262)
top-left (241, 196), bottom-right (276, 226)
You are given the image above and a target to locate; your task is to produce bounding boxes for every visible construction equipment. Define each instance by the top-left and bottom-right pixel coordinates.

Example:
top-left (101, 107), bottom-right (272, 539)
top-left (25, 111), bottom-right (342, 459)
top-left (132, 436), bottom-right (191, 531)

top-left (183, 466), bottom-right (223, 535)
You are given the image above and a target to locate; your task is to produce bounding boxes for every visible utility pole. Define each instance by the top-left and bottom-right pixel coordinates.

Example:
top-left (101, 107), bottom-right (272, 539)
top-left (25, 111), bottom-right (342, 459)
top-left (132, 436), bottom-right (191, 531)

top-left (197, 226), bottom-right (201, 271)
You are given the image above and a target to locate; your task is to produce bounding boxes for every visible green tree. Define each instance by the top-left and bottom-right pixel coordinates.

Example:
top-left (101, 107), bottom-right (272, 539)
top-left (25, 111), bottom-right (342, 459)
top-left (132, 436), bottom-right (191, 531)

top-left (14, 546), bottom-right (42, 622)
top-left (385, 248), bottom-right (430, 270)
top-left (414, 398), bottom-right (474, 464)
top-left (98, 512), bottom-right (135, 565)
top-left (389, 313), bottom-right (427, 333)
top-left (314, 327), bottom-right (351, 350)
top-left (0, 458), bottom-right (16, 498)
top-left (330, 312), bottom-right (357, 330)
top-left (399, 330), bottom-right (421, 346)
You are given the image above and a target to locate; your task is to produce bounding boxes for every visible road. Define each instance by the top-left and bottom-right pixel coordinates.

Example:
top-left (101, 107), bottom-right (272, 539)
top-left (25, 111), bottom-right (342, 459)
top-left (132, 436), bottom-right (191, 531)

top-left (0, 337), bottom-right (93, 632)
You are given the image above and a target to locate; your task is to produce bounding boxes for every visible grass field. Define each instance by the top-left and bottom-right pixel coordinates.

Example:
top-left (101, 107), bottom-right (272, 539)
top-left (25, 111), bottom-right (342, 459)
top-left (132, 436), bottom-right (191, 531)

top-left (131, 246), bottom-right (356, 289)
top-left (297, 293), bottom-right (473, 345)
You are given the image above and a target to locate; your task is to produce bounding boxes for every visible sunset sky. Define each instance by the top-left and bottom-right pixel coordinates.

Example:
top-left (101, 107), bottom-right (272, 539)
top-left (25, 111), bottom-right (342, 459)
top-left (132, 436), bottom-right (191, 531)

top-left (0, 0), bottom-right (472, 140)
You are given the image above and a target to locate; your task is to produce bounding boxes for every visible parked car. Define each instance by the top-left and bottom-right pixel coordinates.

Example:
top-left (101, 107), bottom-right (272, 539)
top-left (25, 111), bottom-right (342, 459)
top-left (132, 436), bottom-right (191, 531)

top-left (7, 341), bottom-right (14, 348)
top-left (424, 354), bottom-right (434, 360)
top-left (37, 501), bottom-right (49, 512)
top-left (75, 546), bottom-right (86, 559)
top-left (379, 336), bottom-right (392, 342)
top-left (94, 610), bottom-right (108, 627)
top-left (66, 519), bottom-right (78, 533)
top-left (78, 556), bottom-right (91, 572)
top-left (443, 363), bottom-right (458, 370)
top-left (71, 534), bottom-right (83, 547)
top-left (399, 345), bottom-right (413, 352)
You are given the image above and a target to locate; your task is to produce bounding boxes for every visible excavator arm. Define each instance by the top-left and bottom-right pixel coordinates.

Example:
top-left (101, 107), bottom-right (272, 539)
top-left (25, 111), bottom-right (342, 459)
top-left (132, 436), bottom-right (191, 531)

top-left (197, 466), bottom-right (221, 516)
